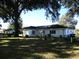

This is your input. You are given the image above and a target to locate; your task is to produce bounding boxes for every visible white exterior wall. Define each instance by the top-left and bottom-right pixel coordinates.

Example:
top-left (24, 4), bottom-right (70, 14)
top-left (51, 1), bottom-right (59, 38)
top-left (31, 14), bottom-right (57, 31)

top-left (45, 29), bottom-right (50, 35)
top-left (23, 28), bottom-right (75, 37)
top-left (23, 28), bottom-right (65, 37)
top-left (37, 29), bottom-right (64, 37)
top-left (23, 29), bottom-right (31, 36)
top-left (64, 29), bottom-right (75, 36)
top-left (23, 29), bottom-right (39, 36)
top-left (50, 28), bottom-right (75, 37)
top-left (50, 29), bottom-right (64, 37)
top-left (38, 29), bottom-right (49, 36)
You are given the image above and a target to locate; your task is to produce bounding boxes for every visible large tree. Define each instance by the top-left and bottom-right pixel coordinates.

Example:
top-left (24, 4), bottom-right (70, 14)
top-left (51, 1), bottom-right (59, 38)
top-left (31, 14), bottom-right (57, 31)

top-left (0, 0), bottom-right (60, 37)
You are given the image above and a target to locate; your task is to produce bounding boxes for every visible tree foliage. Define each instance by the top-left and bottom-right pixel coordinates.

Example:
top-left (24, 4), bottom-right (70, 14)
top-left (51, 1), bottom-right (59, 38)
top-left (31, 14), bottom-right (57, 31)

top-left (59, 15), bottom-right (77, 27)
top-left (8, 18), bottom-right (22, 29)
top-left (0, 0), bottom-right (60, 21)
top-left (60, 0), bottom-right (79, 17)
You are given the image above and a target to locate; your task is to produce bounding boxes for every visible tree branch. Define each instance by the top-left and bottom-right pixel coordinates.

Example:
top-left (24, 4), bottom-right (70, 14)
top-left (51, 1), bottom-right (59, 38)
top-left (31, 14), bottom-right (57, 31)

top-left (0, 5), bottom-right (12, 16)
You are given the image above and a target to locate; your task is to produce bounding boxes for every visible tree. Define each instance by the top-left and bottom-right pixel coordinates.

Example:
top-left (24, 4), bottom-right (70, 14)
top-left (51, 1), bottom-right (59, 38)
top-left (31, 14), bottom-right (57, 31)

top-left (8, 18), bottom-right (22, 30)
top-left (59, 15), bottom-right (77, 27)
top-left (60, 0), bottom-right (79, 17)
top-left (8, 18), bottom-right (22, 36)
top-left (0, 0), bottom-right (60, 37)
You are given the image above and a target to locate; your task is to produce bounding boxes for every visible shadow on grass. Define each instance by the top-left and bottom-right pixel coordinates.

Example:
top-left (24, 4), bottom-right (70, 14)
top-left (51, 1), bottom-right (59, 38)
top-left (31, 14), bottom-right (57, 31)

top-left (0, 38), bottom-right (75, 59)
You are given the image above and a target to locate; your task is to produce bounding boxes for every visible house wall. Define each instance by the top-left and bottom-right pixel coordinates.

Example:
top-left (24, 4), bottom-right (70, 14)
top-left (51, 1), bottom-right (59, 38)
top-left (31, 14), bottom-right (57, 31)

top-left (64, 29), bottom-right (75, 35)
top-left (23, 28), bottom-right (65, 37)
top-left (23, 28), bottom-right (75, 37)
top-left (23, 29), bottom-right (39, 36)
top-left (37, 29), bottom-right (49, 36)
top-left (38, 28), bottom-right (65, 37)
top-left (50, 29), bottom-right (64, 37)
top-left (35, 28), bottom-right (65, 37)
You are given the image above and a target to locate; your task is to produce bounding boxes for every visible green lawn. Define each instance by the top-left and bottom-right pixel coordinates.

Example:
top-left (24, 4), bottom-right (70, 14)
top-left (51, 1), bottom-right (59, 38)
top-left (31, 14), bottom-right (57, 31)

top-left (0, 38), bottom-right (79, 59)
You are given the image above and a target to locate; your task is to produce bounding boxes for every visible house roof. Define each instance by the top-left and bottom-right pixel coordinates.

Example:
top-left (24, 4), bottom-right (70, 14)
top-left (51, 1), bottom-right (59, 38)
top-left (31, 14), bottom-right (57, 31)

top-left (23, 26), bottom-right (37, 29)
top-left (49, 24), bottom-right (75, 29)
top-left (4, 29), bottom-right (14, 31)
top-left (23, 24), bottom-right (75, 29)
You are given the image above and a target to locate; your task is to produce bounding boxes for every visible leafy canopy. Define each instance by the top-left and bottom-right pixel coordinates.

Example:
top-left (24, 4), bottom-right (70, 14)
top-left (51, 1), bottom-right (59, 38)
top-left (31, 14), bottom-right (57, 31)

top-left (0, 0), bottom-right (60, 22)
top-left (0, 0), bottom-right (79, 22)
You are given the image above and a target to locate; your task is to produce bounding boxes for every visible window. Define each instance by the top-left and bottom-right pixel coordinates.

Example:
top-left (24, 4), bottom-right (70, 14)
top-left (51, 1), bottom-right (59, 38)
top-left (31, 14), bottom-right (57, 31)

top-left (43, 31), bottom-right (45, 34)
top-left (32, 30), bottom-right (35, 34)
top-left (50, 30), bottom-right (56, 34)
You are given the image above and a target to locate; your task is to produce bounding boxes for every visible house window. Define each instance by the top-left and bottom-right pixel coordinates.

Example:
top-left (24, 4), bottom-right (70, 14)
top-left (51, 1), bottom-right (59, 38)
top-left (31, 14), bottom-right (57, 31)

top-left (50, 30), bottom-right (56, 34)
top-left (43, 31), bottom-right (45, 34)
top-left (32, 31), bottom-right (35, 34)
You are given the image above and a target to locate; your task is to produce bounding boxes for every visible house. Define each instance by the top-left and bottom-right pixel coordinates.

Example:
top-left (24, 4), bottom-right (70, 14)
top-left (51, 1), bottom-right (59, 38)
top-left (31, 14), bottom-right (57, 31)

top-left (4, 29), bottom-right (15, 34)
top-left (4, 29), bottom-right (15, 37)
top-left (23, 24), bottom-right (75, 37)
top-left (4, 29), bottom-right (23, 37)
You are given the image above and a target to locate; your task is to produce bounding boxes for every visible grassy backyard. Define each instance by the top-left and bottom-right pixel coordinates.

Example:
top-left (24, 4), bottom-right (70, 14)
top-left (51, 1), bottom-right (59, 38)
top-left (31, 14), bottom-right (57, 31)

top-left (0, 38), bottom-right (79, 59)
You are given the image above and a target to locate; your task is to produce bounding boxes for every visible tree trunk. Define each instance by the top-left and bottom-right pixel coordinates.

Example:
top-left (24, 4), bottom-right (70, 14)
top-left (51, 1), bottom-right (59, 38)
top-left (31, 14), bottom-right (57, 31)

top-left (14, 18), bottom-right (20, 37)
top-left (13, 4), bottom-right (21, 37)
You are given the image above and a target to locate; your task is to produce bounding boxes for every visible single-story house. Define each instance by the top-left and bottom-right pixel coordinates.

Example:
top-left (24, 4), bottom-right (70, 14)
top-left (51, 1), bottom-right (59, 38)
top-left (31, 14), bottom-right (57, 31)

top-left (4, 29), bottom-right (15, 34)
top-left (4, 29), bottom-right (23, 37)
top-left (23, 24), bottom-right (75, 37)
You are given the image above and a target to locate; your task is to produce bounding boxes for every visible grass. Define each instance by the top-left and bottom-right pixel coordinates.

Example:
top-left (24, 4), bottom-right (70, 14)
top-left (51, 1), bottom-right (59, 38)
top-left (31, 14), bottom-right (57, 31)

top-left (0, 38), bottom-right (79, 59)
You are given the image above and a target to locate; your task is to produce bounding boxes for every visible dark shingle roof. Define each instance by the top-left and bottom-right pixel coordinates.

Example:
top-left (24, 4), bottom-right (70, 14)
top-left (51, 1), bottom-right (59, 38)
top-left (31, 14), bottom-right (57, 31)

top-left (23, 26), bottom-right (37, 29)
top-left (23, 24), bottom-right (75, 29)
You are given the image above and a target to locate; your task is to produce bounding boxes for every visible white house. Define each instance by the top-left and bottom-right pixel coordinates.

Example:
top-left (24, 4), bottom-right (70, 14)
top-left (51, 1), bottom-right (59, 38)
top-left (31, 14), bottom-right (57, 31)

top-left (23, 24), bottom-right (75, 37)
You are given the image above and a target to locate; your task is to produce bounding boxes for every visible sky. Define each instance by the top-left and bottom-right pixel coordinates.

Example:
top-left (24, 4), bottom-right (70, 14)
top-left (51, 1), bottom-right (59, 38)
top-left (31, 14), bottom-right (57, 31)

top-left (21, 9), bottom-right (53, 27)
top-left (0, 6), bottom-right (79, 29)
top-left (21, 6), bottom-right (68, 27)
